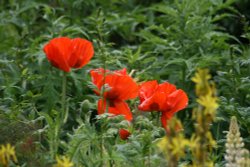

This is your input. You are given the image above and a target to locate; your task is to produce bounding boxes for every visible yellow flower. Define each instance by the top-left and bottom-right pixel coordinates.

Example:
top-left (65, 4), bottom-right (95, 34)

top-left (54, 156), bottom-right (73, 167)
top-left (191, 69), bottom-right (218, 166)
top-left (0, 143), bottom-right (17, 166)
top-left (197, 95), bottom-right (218, 116)
top-left (192, 69), bottom-right (212, 96)
top-left (157, 134), bottom-right (189, 158)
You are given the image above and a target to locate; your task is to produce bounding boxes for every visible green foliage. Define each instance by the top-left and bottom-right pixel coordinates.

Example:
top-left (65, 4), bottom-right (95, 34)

top-left (0, 0), bottom-right (249, 166)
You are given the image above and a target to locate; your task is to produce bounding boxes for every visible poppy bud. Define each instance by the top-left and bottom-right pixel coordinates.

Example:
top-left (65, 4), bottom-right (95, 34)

top-left (119, 129), bottom-right (131, 140)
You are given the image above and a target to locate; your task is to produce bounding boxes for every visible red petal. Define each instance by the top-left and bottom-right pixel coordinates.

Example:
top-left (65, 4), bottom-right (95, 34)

top-left (138, 91), bottom-right (168, 111)
top-left (90, 68), bottom-right (107, 94)
top-left (119, 129), bottom-right (131, 140)
top-left (43, 37), bottom-right (71, 72)
top-left (69, 38), bottom-right (94, 68)
top-left (114, 68), bottom-right (127, 75)
top-left (139, 80), bottom-right (158, 102)
top-left (157, 82), bottom-right (176, 94)
top-left (106, 75), bottom-right (138, 100)
top-left (161, 89), bottom-right (188, 128)
top-left (167, 89), bottom-right (188, 114)
top-left (161, 111), bottom-right (174, 128)
top-left (90, 68), bottom-right (138, 100)
top-left (97, 99), bottom-right (133, 121)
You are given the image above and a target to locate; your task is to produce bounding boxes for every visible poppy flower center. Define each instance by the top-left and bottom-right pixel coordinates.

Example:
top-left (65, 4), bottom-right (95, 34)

top-left (109, 100), bottom-right (115, 107)
top-left (107, 91), bottom-right (120, 100)
top-left (150, 102), bottom-right (160, 111)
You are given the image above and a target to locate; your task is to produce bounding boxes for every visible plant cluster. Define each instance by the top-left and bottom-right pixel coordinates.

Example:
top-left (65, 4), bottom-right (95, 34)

top-left (0, 0), bottom-right (250, 167)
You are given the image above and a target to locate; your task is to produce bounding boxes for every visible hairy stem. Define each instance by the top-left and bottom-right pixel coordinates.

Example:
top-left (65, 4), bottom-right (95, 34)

top-left (61, 72), bottom-right (67, 122)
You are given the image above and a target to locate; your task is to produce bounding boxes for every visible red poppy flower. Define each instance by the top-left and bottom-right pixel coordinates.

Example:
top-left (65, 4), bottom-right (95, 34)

top-left (90, 68), bottom-right (138, 100)
top-left (97, 99), bottom-right (133, 121)
top-left (90, 68), bottom-right (138, 121)
top-left (43, 37), bottom-right (94, 72)
top-left (119, 129), bottom-right (131, 140)
top-left (138, 80), bottom-right (188, 128)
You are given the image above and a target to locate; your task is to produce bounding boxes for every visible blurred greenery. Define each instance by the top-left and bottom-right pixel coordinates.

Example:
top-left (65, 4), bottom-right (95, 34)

top-left (0, 0), bottom-right (249, 166)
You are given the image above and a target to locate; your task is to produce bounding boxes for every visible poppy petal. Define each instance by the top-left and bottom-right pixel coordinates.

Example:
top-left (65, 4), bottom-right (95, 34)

top-left (43, 37), bottom-right (71, 72)
top-left (167, 89), bottom-right (188, 114)
top-left (97, 99), bottom-right (133, 121)
top-left (138, 91), bottom-right (167, 111)
top-left (114, 68), bottom-right (127, 75)
top-left (157, 82), bottom-right (176, 94)
top-left (161, 111), bottom-right (174, 128)
top-left (91, 68), bottom-right (138, 100)
top-left (107, 75), bottom-right (138, 100)
top-left (90, 68), bottom-right (107, 94)
top-left (69, 38), bottom-right (94, 68)
top-left (139, 80), bottom-right (158, 102)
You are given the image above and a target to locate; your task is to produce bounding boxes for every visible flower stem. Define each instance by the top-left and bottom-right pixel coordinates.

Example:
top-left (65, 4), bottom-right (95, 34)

top-left (62, 72), bottom-right (67, 123)
top-left (148, 148), bottom-right (151, 167)
top-left (100, 134), bottom-right (103, 167)
top-left (53, 72), bottom-right (67, 158)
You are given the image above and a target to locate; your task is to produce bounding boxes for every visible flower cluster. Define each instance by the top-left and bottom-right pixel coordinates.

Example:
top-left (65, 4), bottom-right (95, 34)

top-left (138, 80), bottom-right (188, 129)
top-left (43, 37), bottom-right (189, 141)
top-left (157, 118), bottom-right (190, 166)
top-left (190, 69), bottom-right (218, 166)
top-left (90, 68), bottom-right (138, 139)
top-left (225, 116), bottom-right (250, 167)
top-left (90, 70), bottom-right (189, 136)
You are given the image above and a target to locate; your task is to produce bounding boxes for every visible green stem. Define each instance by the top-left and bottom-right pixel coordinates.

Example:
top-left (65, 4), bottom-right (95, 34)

top-left (148, 148), bottom-right (151, 167)
top-left (53, 72), bottom-right (67, 157)
top-left (62, 72), bottom-right (67, 123)
top-left (100, 134), bottom-right (103, 167)
top-left (157, 112), bottom-right (161, 127)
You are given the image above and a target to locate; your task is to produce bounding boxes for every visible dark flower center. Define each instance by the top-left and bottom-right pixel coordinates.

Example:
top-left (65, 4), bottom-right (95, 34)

top-left (150, 102), bottom-right (160, 111)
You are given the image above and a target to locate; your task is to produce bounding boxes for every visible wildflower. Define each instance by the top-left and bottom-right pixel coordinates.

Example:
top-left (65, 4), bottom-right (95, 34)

top-left (197, 94), bottom-right (218, 120)
top-left (138, 80), bottom-right (188, 128)
top-left (157, 118), bottom-right (189, 166)
top-left (237, 149), bottom-right (250, 167)
top-left (43, 37), bottom-right (94, 72)
top-left (225, 116), bottom-right (249, 167)
top-left (90, 68), bottom-right (138, 121)
top-left (54, 156), bottom-right (73, 167)
top-left (158, 133), bottom-right (189, 157)
top-left (0, 143), bottom-right (17, 167)
top-left (191, 69), bottom-right (212, 96)
top-left (190, 69), bottom-right (218, 166)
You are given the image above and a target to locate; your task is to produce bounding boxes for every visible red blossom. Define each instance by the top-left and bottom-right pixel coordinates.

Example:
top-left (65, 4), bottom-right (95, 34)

top-left (97, 99), bottom-right (133, 121)
top-left (138, 80), bottom-right (188, 128)
top-left (90, 68), bottom-right (138, 121)
top-left (43, 37), bottom-right (94, 72)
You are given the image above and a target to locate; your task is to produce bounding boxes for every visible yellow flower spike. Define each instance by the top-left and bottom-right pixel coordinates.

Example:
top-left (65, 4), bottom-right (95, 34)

top-left (157, 117), bottom-right (190, 166)
top-left (0, 143), bottom-right (17, 166)
top-left (191, 69), bottom-right (212, 96)
top-left (206, 132), bottom-right (217, 149)
top-left (191, 69), bottom-right (218, 166)
top-left (197, 95), bottom-right (218, 119)
top-left (157, 137), bottom-right (168, 155)
top-left (54, 155), bottom-right (74, 167)
top-left (170, 134), bottom-right (190, 157)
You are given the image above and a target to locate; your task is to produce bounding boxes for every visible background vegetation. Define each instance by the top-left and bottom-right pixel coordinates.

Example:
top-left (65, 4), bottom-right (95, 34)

top-left (0, 0), bottom-right (249, 166)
